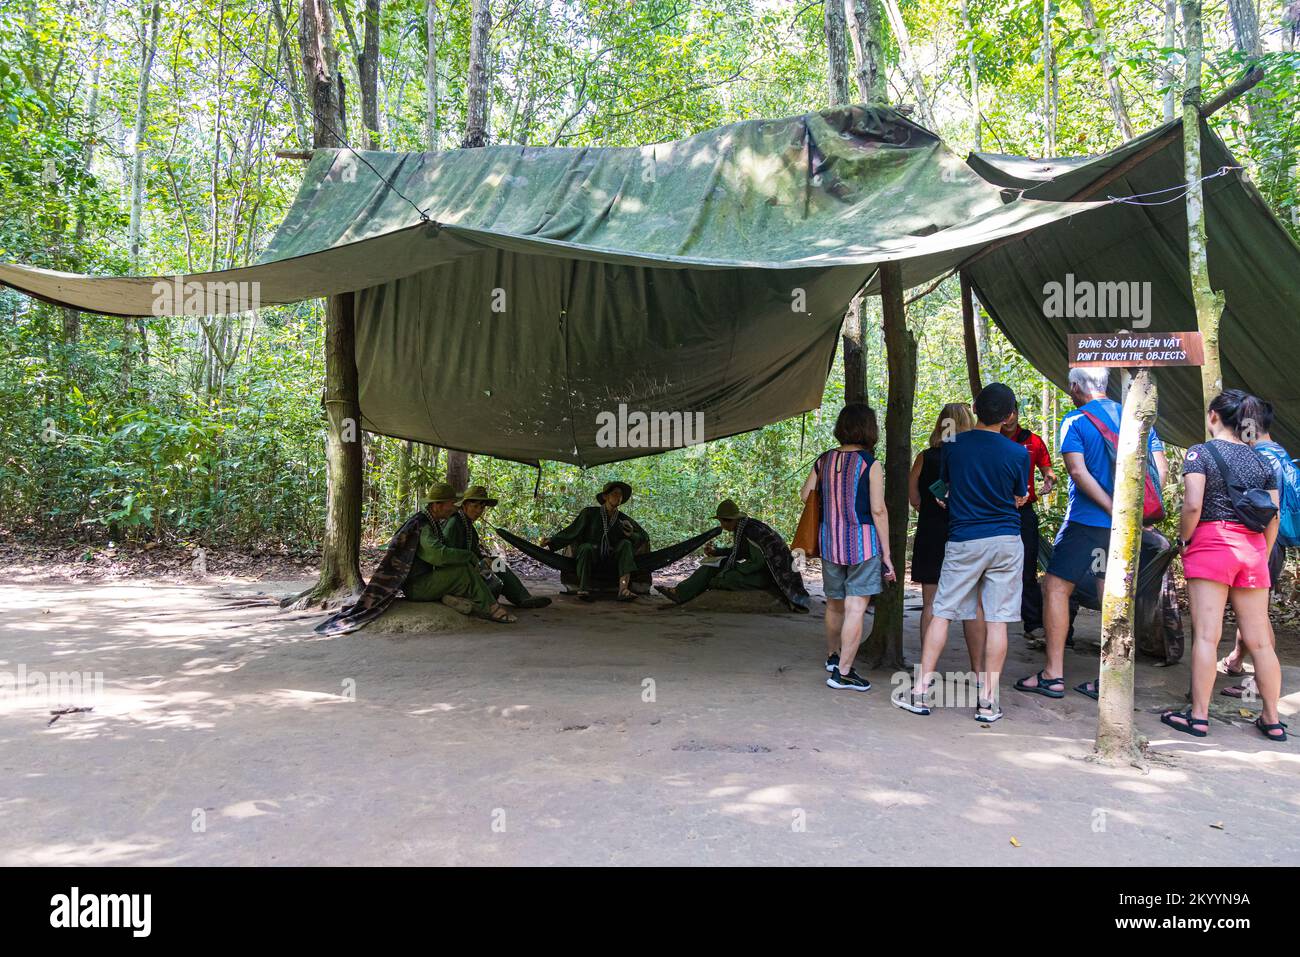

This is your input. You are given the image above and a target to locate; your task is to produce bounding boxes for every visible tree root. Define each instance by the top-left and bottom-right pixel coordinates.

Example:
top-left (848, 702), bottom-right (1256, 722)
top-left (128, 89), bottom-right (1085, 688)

top-left (281, 579), bottom-right (363, 612)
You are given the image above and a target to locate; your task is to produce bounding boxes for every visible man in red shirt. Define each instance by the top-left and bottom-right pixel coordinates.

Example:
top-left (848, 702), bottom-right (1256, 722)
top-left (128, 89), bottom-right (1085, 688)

top-left (1002, 403), bottom-right (1055, 632)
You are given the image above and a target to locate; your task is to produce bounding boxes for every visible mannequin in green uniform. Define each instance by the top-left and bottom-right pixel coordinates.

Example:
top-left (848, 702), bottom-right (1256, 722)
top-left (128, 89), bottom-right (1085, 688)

top-left (658, 500), bottom-right (777, 603)
top-left (541, 480), bottom-right (647, 601)
top-left (404, 482), bottom-right (516, 623)
top-left (446, 485), bottom-right (551, 609)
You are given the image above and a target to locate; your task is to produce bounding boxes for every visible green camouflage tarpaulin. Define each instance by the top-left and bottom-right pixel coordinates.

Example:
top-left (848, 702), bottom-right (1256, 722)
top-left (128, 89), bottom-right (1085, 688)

top-left (964, 116), bottom-right (1300, 452)
top-left (0, 106), bottom-right (1098, 465)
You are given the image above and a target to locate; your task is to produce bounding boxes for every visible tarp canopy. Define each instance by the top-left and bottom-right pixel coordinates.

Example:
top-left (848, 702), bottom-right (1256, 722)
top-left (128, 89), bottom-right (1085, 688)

top-left (965, 117), bottom-right (1300, 452)
top-left (0, 106), bottom-right (1097, 465)
top-left (3, 105), bottom-right (1295, 461)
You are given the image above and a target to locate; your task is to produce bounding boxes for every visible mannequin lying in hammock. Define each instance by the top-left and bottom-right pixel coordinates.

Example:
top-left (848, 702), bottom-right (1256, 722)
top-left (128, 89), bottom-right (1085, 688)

top-left (498, 480), bottom-right (721, 601)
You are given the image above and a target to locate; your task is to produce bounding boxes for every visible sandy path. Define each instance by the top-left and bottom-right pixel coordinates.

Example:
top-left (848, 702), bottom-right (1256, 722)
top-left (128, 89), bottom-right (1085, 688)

top-left (1, 576), bottom-right (1296, 866)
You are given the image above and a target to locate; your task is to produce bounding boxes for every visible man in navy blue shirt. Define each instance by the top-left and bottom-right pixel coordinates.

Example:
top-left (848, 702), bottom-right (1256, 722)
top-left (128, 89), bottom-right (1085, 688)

top-left (895, 383), bottom-right (1029, 723)
top-left (1015, 367), bottom-right (1168, 701)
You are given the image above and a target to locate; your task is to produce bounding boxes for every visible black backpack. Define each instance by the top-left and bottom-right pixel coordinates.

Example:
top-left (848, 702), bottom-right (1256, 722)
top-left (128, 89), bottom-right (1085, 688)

top-left (1202, 442), bottom-right (1278, 533)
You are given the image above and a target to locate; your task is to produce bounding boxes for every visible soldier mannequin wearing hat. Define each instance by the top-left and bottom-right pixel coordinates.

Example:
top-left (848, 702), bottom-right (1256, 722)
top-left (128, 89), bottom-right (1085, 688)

top-left (447, 485), bottom-right (551, 610)
top-left (404, 482), bottom-right (517, 623)
top-left (541, 481), bottom-right (647, 601)
top-left (657, 500), bottom-right (811, 612)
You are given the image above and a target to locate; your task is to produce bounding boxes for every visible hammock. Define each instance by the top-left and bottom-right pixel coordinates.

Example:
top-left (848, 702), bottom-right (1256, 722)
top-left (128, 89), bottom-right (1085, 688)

top-left (496, 526), bottom-right (721, 575)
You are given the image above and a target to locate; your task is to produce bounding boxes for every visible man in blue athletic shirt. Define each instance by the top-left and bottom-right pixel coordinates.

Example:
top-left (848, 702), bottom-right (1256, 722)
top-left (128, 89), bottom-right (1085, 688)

top-left (1015, 366), bottom-right (1168, 701)
top-left (895, 383), bottom-right (1030, 723)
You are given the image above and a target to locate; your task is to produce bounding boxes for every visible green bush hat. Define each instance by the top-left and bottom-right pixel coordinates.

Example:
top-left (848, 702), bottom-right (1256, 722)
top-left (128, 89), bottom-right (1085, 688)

top-left (426, 481), bottom-right (459, 503)
top-left (714, 499), bottom-right (745, 521)
top-left (459, 484), bottom-right (499, 507)
top-left (596, 480), bottom-right (633, 504)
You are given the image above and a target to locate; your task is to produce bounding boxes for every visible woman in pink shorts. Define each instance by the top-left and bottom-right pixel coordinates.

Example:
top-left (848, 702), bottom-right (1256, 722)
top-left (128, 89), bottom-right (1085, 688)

top-left (1163, 391), bottom-right (1286, 742)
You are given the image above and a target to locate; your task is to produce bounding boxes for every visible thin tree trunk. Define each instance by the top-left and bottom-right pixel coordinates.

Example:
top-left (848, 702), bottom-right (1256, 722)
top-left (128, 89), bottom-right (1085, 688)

top-left (862, 262), bottom-right (913, 670)
top-left (960, 272), bottom-right (982, 400)
top-left (287, 0), bottom-right (365, 609)
top-left (462, 0), bottom-right (491, 148)
top-left (270, 0), bottom-right (310, 148)
top-left (961, 0), bottom-right (981, 150)
top-left (122, 0), bottom-right (161, 393)
top-left (1160, 0), bottom-right (1179, 122)
top-left (1181, 0), bottom-right (1224, 419)
top-left (1079, 0), bottom-right (1134, 140)
top-left (425, 0), bottom-right (439, 148)
top-left (1043, 0), bottom-right (1057, 155)
top-left (824, 0), bottom-right (850, 106)
top-left (1094, 369), bottom-right (1157, 768)
top-left (845, 0), bottom-right (887, 105)
top-left (360, 0), bottom-right (381, 148)
top-left (881, 0), bottom-right (934, 129)
top-left (843, 294), bottom-right (867, 405)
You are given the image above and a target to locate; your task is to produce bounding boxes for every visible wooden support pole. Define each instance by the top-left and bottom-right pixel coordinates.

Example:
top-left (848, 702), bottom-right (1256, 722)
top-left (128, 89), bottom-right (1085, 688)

top-left (960, 271), bottom-right (982, 401)
top-left (1094, 368), bottom-right (1157, 768)
top-left (862, 261), bottom-right (914, 670)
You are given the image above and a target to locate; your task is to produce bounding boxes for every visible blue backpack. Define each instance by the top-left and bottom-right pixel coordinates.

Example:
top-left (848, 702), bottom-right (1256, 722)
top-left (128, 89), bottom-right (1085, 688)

top-left (1255, 442), bottom-right (1300, 548)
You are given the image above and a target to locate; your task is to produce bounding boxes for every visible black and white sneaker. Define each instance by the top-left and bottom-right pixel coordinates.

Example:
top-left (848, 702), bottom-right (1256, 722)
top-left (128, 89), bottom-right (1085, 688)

top-left (824, 653), bottom-right (840, 674)
top-left (826, 667), bottom-right (871, 692)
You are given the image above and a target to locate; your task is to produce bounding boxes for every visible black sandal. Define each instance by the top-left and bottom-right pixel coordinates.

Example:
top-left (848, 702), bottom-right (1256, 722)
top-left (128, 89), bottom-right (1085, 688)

top-left (1160, 709), bottom-right (1208, 738)
top-left (1074, 680), bottom-right (1099, 701)
top-left (1255, 717), bottom-right (1289, 742)
top-left (1014, 670), bottom-right (1065, 699)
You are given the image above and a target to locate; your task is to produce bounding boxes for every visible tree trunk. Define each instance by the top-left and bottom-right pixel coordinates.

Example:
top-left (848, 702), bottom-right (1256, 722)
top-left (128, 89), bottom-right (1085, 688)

top-left (960, 0), bottom-right (981, 150)
top-left (881, 0), bottom-right (934, 129)
top-left (359, 0), bottom-right (381, 149)
top-left (960, 272), bottom-right (982, 400)
top-left (123, 0), bottom-right (161, 393)
top-left (845, 0), bottom-right (887, 105)
top-left (462, 0), bottom-right (491, 148)
top-left (862, 262), bottom-right (913, 670)
top-left (824, 0), bottom-right (850, 106)
top-left (843, 294), bottom-right (867, 405)
top-left (1181, 0), bottom-right (1224, 421)
top-left (1094, 369), bottom-right (1157, 768)
top-left (1160, 0), bottom-right (1178, 122)
top-left (425, 0), bottom-right (439, 148)
top-left (287, 0), bottom-right (365, 609)
top-left (270, 0), bottom-right (310, 148)
top-left (1042, 0), bottom-right (1057, 155)
top-left (1079, 0), bottom-right (1134, 140)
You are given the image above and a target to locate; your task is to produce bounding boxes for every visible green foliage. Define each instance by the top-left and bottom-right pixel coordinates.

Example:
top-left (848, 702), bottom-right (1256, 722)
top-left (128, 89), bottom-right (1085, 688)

top-left (0, 0), bottom-right (1295, 554)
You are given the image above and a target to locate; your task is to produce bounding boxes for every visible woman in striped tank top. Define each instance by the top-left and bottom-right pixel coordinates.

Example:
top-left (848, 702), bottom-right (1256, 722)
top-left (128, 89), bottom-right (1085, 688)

top-left (800, 404), bottom-right (895, 692)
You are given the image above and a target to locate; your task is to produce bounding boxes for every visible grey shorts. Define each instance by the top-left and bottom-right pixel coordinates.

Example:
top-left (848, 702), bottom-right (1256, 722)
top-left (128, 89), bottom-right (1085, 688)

top-left (932, 535), bottom-right (1024, 622)
top-left (822, 555), bottom-right (883, 599)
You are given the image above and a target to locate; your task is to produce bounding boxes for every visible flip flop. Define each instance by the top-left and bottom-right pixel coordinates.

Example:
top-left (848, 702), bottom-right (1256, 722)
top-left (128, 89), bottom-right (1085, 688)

top-left (1160, 709), bottom-right (1208, 738)
top-left (1220, 680), bottom-right (1255, 699)
top-left (1074, 680), bottom-right (1099, 701)
top-left (1014, 670), bottom-right (1065, 699)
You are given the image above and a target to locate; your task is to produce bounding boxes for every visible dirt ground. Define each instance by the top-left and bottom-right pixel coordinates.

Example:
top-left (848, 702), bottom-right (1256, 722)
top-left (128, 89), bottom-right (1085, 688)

top-left (2, 560), bottom-right (1297, 867)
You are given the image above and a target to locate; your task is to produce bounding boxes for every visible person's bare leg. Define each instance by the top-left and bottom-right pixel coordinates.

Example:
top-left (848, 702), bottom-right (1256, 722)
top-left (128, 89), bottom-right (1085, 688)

top-left (1179, 578), bottom-right (1230, 728)
top-left (1040, 573), bottom-right (1074, 683)
top-left (920, 583), bottom-right (936, 644)
top-left (1230, 587), bottom-right (1283, 730)
top-left (981, 621), bottom-right (1009, 708)
top-left (917, 611), bottom-right (952, 699)
top-left (837, 596), bottom-right (868, 673)
top-left (825, 597), bottom-right (845, 657)
top-left (962, 603), bottom-right (986, 675)
top-left (1223, 628), bottom-right (1249, 673)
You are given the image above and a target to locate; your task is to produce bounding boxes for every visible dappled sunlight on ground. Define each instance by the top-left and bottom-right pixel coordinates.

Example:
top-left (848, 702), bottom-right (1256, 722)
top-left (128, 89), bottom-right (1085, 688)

top-left (1, 575), bottom-right (1296, 865)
